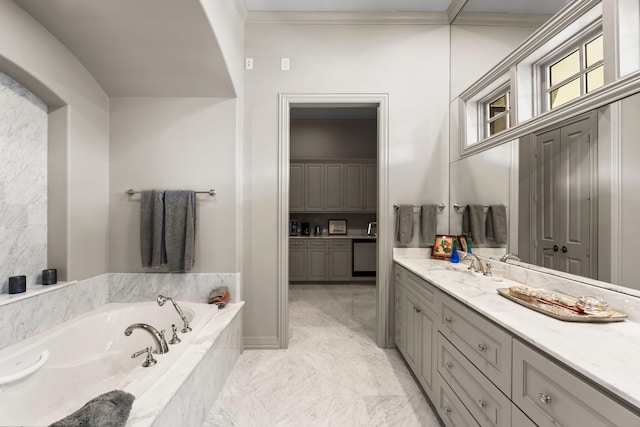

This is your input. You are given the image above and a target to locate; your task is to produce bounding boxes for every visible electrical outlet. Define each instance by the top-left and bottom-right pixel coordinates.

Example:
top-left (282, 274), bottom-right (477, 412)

top-left (281, 57), bottom-right (290, 71)
top-left (245, 57), bottom-right (254, 70)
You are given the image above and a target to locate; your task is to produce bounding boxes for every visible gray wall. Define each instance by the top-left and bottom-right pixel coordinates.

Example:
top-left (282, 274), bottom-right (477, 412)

top-left (0, 72), bottom-right (48, 292)
top-left (291, 119), bottom-right (377, 159)
top-left (109, 97), bottom-right (240, 273)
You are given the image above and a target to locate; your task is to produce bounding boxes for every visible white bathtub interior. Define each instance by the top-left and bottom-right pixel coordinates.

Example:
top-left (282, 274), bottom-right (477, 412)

top-left (0, 301), bottom-right (222, 426)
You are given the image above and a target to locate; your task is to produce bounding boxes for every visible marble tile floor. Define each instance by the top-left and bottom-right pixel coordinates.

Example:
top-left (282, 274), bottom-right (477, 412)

top-left (205, 284), bottom-right (442, 427)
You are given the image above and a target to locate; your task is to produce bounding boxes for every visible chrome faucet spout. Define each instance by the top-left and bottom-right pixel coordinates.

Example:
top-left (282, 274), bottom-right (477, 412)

top-left (462, 253), bottom-right (486, 274)
top-left (157, 295), bottom-right (192, 333)
top-left (124, 323), bottom-right (169, 354)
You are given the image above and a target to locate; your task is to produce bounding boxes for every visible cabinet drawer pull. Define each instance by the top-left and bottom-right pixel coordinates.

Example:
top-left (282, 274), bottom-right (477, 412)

top-left (444, 316), bottom-right (453, 324)
top-left (538, 393), bottom-right (552, 405)
top-left (478, 400), bottom-right (488, 409)
top-left (445, 362), bottom-right (454, 370)
top-left (443, 406), bottom-right (452, 415)
top-left (477, 343), bottom-right (488, 352)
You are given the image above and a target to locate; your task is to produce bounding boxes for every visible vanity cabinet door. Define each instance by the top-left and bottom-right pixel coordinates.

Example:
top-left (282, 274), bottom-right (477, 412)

top-left (513, 340), bottom-right (640, 427)
top-left (404, 292), bottom-right (421, 372)
top-left (512, 404), bottom-right (536, 427)
top-left (417, 303), bottom-right (438, 400)
top-left (394, 281), bottom-right (405, 353)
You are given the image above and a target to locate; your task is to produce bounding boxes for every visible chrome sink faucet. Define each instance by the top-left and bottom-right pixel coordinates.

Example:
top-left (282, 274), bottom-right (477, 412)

top-left (157, 295), bottom-right (192, 333)
top-left (124, 323), bottom-right (169, 354)
top-left (463, 253), bottom-right (491, 276)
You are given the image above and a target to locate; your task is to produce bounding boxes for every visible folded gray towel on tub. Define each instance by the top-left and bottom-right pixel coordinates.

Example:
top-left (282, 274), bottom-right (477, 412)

top-left (486, 204), bottom-right (508, 245)
top-left (462, 204), bottom-right (485, 244)
top-left (420, 204), bottom-right (438, 245)
top-left (49, 389), bottom-right (135, 427)
top-left (396, 204), bottom-right (414, 244)
top-left (140, 190), bottom-right (165, 268)
top-left (164, 190), bottom-right (196, 272)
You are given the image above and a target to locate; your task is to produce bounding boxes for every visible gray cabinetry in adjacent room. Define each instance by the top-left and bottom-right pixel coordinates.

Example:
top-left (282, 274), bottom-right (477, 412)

top-left (344, 162), bottom-right (377, 212)
top-left (298, 163), bottom-right (344, 212)
top-left (304, 163), bottom-right (324, 211)
top-left (307, 240), bottom-right (329, 280)
top-left (289, 239), bottom-right (307, 281)
top-left (289, 163), bottom-right (305, 212)
top-left (325, 164), bottom-right (344, 211)
top-left (328, 239), bottom-right (351, 280)
top-left (290, 238), bottom-right (353, 282)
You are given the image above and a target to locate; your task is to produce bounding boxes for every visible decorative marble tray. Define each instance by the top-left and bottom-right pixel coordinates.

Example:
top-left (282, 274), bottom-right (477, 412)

top-left (497, 288), bottom-right (627, 323)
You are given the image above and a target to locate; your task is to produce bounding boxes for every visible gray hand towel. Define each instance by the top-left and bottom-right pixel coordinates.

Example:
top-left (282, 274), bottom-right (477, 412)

top-left (396, 204), bottom-right (414, 244)
top-left (420, 204), bottom-right (438, 245)
top-left (486, 204), bottom-right (508, 245)
top-left (462, 204), bottom-right (485, 244)
top-left (49, 389), bottom-right (135, 427)
top-left (164, 190), bottom-right (196, 272)
top-left (140, 190), bottom-right (165, 268)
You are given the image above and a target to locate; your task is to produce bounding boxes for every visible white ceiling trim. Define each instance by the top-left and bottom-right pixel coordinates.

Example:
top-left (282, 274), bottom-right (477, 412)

top-left (246, 10), bottom-right (449, 25)
top-left (233, 0), bottom-right (249, 21)
top-left (453, 12), bottom-right (553, 27)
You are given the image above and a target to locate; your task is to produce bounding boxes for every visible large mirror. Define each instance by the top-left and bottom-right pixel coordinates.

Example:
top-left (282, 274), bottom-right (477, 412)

top-left (450, 92), bottom-right (640, 295)
top-left (449, 0), bottom-right (640, 296)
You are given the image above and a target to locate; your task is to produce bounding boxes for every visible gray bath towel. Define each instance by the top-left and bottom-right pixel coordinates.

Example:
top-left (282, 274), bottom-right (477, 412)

top-left (164, 190), bottom-right (196, 272)
top-left (486, 204), bottom-right (508, 245)
top-left (49, 389), bottom-right (135, 427)
top-left (396, 204), bottom-right (414, 244)
top-left (420, 204), bottom-right (438, 245)
top-left (462, 204), bottom-right (485, 244)
top-left (140, 190), bottom-right (165, 268)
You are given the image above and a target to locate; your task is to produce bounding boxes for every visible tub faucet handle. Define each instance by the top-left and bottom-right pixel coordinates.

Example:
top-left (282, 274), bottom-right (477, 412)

top-left (131, 346), bottom-right (157, 368)
top-left (169, 324), bottom-right (181, 345)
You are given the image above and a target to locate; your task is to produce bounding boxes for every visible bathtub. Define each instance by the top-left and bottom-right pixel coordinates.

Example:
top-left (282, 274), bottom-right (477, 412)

top-left (0, 300), bottom-right (242, 426)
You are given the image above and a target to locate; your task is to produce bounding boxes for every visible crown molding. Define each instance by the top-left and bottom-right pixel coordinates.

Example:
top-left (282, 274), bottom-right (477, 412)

top-left (233, 0), bottom-right (248, 21)
top-left (447, 0), bottom-right (467, 23)
top-left (453, 12), bottom-right (553, 27)
top-left (246, 11), bottom-right (449, 25)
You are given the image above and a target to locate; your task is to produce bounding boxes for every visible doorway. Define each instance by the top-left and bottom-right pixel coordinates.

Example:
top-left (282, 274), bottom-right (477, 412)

top-left (277, 94), bottom-right (390, 349)
top-left (528, 114), bottom-right (598, 278)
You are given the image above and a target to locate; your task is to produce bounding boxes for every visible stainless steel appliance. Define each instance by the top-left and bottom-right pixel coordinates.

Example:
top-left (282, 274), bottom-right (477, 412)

top-left (289, 219), bottom-right (298, 236)
top-left (367, 222), bottom-right (377, 237)
top-left (352, 239), bottom-right (376, 277)
top-left (301, 222), bottom-right (311, 236)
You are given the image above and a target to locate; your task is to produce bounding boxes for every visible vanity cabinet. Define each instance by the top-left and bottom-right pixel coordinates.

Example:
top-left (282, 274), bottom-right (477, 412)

top-left (512, 340), bottom-right (639, 427)
top-left (395, 265), bottom-right (438, 401)
top-left (393, 261), bottom-right (640, 427)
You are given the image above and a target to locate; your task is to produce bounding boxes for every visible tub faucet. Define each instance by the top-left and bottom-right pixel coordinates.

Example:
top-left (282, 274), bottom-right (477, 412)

top-left (157, 295), bottom-right (192, 333)
top-left (124, 323), bottom-right (169, 354)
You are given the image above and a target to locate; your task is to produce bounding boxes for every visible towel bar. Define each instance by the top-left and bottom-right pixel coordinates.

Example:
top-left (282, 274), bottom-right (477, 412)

top-left (453, 204), bottom-right (505, 211)
top-left (126, 189), bottom-right (216, 197)
top-left (393, 203), bottom-right (445, 212)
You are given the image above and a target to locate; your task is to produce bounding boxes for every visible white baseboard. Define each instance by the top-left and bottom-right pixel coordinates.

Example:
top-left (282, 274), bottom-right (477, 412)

top-left (243, 336), bottom-right (280, 350)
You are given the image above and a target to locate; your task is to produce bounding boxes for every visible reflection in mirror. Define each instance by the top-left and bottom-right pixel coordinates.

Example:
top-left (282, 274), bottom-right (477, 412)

top-left (450, 92), bottom-right (640, 294)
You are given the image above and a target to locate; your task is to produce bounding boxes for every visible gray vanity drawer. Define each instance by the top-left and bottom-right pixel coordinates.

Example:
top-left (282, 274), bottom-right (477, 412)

top-left (395, 265), bottom-right (437, 314)
top-left (512, 404), bottom-right (536, 427)
top-left (308, 240), bottom-right (328, 248)
top-left (436, 374), bottom-right (480, 427)
top-left (289, 240), bottom-right (307, 249)
top-left (329, 239), bottom-right (349, 248)
top-left (438, 333), bottom-right (511, 427)
top-left (439, 293), bottom-right (512, 396)
top-left (513, 340), bottom-right (640, 427)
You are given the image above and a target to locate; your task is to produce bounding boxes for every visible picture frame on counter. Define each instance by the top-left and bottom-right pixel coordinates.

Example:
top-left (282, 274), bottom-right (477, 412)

top-left (328, 219), bottom-right (347, 235)
top-left (457, 235), bottom-right (468, 252)
top-left (431, 234), bottom-right (455, 260)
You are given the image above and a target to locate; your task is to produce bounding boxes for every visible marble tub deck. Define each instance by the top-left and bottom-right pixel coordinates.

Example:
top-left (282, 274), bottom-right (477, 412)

top-left (205, 284), bottom-right (441, 426)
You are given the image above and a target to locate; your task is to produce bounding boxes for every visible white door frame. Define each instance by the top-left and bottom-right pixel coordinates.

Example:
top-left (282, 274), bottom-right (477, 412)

top-left (278, 93), bottom-right (390, 348)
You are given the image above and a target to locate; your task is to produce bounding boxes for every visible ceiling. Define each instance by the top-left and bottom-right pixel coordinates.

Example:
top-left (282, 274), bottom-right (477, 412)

top-left (12, 0), bottom-right (568, 98)
top-left (246, 0), bottom-right (568, 14)
top-left (15, 0), bottom-right (235, 98)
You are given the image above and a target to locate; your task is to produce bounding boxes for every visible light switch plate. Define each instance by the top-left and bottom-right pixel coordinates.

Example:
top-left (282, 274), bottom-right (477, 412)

top-left (245, 57), bottom-right (254, 70)
top-left (281, 57), bottom-right (290, 71)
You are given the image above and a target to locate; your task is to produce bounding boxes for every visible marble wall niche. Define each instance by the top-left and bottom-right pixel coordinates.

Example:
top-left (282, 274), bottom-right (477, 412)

top-left (0, 72), bottom-right (48, 293)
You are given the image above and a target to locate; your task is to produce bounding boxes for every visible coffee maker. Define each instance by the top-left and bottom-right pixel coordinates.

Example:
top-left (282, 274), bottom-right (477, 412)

top-left (301, 222), bottom-right (311, 236)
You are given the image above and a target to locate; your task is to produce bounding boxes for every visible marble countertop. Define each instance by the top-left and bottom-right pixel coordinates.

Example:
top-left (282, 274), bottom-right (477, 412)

top-left (393, 253), bottom-right (640, 411)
